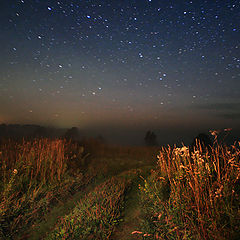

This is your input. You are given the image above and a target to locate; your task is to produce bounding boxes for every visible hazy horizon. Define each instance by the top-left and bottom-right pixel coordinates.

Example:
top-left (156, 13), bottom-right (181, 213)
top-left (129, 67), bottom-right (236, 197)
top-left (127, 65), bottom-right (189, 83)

top-left (1, 121), bottom-right (239, 147)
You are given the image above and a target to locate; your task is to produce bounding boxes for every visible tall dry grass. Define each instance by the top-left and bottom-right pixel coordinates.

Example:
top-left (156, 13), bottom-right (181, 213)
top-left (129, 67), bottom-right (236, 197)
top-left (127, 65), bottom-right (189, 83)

top-left (0, 138), bottom-right (85, 239)
top-left (139, 141), bottom-right (240, 239)
top-left (0, 138), bottom-right (74, 197)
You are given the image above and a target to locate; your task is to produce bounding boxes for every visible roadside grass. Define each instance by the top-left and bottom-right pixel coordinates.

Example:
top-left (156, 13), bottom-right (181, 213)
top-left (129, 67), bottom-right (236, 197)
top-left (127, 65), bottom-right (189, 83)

top-left (138, 142), bottom-right (240, 240)
top-left (0, 138), bottom-right (90, 239)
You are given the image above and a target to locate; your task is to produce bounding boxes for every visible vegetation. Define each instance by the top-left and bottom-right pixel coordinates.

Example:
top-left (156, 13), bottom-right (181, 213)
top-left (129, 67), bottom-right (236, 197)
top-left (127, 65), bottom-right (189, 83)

top-left (0, 134), bottom-right (239, 239)
top-left (0, 138), bottom-right (90, 239)
top-left (144, 130), bottom-right (158, 146)
top-left (46, 175), bottom-right (129, 239)
top-left (138, 142), bottom-right (240, 239)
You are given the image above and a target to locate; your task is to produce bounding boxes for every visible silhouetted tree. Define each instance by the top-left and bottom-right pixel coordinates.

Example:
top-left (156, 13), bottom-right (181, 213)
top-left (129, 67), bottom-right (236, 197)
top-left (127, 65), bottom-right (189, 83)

top-left (64, 127), bottom-right (79, 141)
top-left (0, 124), bottom-right (7, 138)
top-left (96, 134), bottom-right (105, 143)
top-left (144, 130), bottom-right (158, 146)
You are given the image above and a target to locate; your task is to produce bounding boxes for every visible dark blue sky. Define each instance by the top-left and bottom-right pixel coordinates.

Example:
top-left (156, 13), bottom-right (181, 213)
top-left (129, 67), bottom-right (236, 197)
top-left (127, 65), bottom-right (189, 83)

top-left (0, 0), bottom-right (239, 144)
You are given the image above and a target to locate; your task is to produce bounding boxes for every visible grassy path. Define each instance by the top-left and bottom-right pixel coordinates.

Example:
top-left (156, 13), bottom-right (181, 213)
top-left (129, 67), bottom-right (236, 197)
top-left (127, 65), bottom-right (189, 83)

top-left (111, 166), bottom-right (152, 240)
top-left (111, 180), bottom-right (142, 240)
top-left (23, 156), bottom-right (153, 240)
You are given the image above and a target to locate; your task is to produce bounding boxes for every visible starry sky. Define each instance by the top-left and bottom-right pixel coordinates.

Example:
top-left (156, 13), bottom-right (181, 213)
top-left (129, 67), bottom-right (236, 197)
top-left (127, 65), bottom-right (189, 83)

top-left (0, 0), bottom-right (240, 144)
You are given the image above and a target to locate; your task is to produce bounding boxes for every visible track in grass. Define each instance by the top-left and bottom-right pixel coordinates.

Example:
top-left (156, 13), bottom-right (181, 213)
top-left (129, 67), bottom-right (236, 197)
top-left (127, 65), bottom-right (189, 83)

top-left (111, 166), bottom-right (152, 240)
top-left (25, 157), bottom-right (152, 240)
top-left (26, 179), bottom-right (103, 240)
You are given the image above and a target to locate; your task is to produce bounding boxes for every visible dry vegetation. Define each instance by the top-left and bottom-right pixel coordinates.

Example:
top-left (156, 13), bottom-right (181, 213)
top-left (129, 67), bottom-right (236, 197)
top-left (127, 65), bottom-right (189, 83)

top-left (0, 138), bottom-right (91, 239)
top-left (138, 142), bottom-right (240, 239)
top-left (0, 137), bottom-right (239, 239)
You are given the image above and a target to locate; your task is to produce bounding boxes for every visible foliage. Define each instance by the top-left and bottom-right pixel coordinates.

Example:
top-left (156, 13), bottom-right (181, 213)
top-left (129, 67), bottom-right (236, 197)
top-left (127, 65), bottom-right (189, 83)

top-left (0, 137), bottom-right (151, 239)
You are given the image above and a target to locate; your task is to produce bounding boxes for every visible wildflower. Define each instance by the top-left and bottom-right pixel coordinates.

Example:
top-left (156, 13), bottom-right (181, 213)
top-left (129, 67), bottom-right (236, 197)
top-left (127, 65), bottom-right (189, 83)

top-left (205, 163), bottom-right (211, 173)
top-left (174, 146), bottom-right (189, 157)
top-left (181, 146), bottom-right (188, 152)
top-left (180, 146), bottom-right (189, 156)
top-left (13, 169), bottom-right (18, 174)
top-left (215, 185), bottom-right (223, 198)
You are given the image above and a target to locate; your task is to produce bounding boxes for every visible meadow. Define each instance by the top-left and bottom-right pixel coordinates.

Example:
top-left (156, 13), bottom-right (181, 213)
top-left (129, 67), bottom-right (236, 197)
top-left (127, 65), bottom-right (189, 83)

top-left (0, 136), bottom-right (239, 239)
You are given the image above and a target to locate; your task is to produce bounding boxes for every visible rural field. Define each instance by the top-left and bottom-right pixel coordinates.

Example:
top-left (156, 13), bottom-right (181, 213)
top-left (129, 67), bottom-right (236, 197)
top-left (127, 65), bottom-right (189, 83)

top-left (0, 137), bottom-right (239, 240)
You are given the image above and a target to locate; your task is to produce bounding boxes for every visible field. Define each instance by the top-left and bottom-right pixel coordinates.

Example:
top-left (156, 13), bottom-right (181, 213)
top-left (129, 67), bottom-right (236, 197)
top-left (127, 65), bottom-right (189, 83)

top-left (0, 137), bottom-right (239, 239)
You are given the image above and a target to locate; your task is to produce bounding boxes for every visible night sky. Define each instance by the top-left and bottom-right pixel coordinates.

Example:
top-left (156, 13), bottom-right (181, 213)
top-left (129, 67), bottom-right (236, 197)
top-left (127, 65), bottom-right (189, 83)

top-left (0, 0), bottom-right (239, 144)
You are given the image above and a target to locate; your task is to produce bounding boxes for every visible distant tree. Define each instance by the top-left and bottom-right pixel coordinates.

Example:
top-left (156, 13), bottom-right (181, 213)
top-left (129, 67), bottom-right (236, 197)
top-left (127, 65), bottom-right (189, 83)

top-left (96, 134), bottom-right (105, 143)
top-left (64, 127), bottom-right (79, 141)
top-left (0, 124), bottom-right (7, 138)
top-left (144, 130), bottom-right (158, 146)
